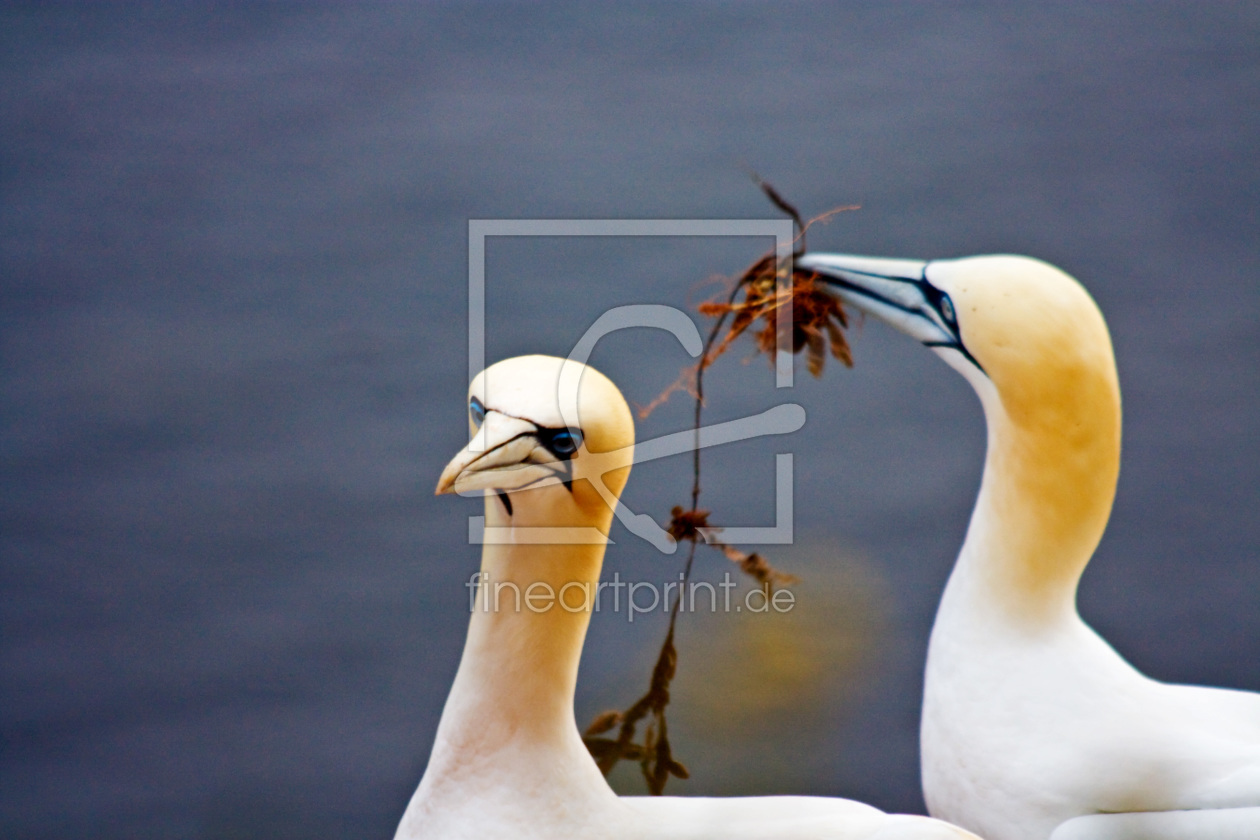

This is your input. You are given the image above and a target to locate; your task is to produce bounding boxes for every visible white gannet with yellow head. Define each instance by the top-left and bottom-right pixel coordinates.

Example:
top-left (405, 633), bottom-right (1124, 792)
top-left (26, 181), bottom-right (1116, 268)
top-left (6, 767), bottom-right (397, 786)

top-left (797, 253), bottom-right (1260, 840)
top-left (396, 354), bottom-right (980, 840)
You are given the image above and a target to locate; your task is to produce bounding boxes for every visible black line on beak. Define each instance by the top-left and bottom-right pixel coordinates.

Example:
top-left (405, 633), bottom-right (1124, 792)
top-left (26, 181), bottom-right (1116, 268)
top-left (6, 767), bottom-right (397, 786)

top-left (496, 491), bottom-right (513, 517)
top-left (813, 263), bottom-right (986, 375)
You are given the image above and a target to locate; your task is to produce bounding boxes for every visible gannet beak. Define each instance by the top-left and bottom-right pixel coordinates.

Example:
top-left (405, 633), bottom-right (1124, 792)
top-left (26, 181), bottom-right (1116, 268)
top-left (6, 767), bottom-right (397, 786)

top-left (435, 412), bottom-right (570, 496)
top-left (796, 252), bottom-right (984, 372)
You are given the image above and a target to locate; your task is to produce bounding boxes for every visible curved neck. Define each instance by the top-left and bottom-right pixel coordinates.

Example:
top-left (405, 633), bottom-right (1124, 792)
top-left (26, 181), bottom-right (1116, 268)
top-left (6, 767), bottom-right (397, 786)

top-left (951, 366), bottom-right (1121, 627)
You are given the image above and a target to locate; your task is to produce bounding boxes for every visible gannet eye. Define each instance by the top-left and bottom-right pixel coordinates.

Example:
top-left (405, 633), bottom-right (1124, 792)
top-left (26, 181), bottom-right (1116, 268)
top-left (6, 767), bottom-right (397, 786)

top-left (469, 398), bottom-right (486, 429)
top-left (542, 428), bottom-right (582, 458)
top-left (939, 294), bottom-right (955, 323)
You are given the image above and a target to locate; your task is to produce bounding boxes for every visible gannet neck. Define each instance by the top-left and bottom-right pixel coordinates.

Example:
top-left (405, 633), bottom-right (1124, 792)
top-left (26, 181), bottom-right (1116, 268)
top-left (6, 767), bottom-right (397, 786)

top-left (933, 256), bottom-right (1122, 626)
top-left (439, 503), bottom-right (610, 753)
top-left (948, 370), bottom-right (1119, 625)
top-left (403, 498), bottom-right (621, 837)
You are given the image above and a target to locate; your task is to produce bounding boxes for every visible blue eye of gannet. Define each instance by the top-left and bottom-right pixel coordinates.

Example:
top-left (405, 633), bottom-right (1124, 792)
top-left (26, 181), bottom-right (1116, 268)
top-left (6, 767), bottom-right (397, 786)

top-left (538, 427), bottom-right (582, 459)
top-left (469, 397), bottom-right (486, 429)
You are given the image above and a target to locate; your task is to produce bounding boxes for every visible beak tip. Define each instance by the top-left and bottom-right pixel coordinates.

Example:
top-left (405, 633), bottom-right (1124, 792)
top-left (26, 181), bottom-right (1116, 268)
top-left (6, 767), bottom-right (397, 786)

top-left (434, 469), bottom-right (459, 496)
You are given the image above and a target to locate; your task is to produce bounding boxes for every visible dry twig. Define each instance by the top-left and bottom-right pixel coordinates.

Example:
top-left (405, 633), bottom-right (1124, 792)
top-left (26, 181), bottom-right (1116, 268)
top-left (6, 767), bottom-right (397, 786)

top-left (583, 181), bottom-right (856, 792)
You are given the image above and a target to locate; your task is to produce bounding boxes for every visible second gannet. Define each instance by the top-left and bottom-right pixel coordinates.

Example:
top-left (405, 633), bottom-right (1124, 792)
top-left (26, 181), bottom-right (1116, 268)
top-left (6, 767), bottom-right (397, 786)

top-left (797, 252), bottom-right (1260, 840)
top-left (395, 354), bottom-right (979, 839)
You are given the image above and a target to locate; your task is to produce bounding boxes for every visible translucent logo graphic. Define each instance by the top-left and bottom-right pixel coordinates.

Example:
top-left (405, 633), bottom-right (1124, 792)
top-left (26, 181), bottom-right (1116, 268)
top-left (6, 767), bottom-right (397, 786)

top-left (464, 219), bottom-right (800, 553)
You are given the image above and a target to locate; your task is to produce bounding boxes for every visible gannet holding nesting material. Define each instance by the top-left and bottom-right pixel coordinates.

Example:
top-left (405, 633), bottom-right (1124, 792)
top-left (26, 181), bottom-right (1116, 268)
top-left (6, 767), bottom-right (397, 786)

top-left (396, 354), bottom-right (979, 840)
top-left (797, 253), bottom-right (1260, 840)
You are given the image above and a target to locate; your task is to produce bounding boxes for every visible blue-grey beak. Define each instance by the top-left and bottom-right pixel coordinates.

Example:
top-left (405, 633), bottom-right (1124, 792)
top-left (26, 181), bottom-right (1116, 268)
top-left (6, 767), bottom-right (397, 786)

top-left (796, 252), bottom-right (982, 372)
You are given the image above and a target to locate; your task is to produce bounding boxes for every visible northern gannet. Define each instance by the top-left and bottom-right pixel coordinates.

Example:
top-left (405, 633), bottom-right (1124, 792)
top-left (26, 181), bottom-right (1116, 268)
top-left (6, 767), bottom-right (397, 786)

top-left (396, 354), bottom-right (980, 839)
top-left (796, 253), bottom-right (1260, 840)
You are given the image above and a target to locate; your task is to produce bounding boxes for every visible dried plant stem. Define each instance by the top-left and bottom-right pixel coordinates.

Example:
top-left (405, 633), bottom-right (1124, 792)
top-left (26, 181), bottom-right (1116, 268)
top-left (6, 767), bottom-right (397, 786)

top-left (583, 182), bottom-right (856, 794)
top-left (582, 289), bottom-right (736, 793)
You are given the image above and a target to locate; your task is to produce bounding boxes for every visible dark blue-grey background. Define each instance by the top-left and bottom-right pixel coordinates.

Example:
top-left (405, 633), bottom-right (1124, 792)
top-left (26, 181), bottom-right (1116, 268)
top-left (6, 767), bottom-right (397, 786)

top-left (3, 3), bottom-right (1258, 838)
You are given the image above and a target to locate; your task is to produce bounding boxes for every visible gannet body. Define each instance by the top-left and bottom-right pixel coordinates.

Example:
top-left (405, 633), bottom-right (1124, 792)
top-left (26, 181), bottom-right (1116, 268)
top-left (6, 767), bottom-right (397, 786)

top-left (798, 253), bottom-right (1260, 840)
top-left (396, 354), bottom-right (979, 839)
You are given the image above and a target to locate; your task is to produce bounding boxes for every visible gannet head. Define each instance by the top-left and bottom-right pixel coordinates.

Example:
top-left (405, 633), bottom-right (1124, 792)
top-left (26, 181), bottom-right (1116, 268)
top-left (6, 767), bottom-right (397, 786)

top-left (435, 355), bottom-right (635, 528)
top-left (800, 253), bottom-right (1123, 601)
top-left (796, 253), bottom-right (1119, 429)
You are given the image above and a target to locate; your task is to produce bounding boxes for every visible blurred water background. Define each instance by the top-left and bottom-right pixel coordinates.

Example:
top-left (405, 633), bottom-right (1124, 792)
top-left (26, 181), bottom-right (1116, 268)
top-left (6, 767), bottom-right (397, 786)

top-left (2, 3), bottom-right (1258, 838)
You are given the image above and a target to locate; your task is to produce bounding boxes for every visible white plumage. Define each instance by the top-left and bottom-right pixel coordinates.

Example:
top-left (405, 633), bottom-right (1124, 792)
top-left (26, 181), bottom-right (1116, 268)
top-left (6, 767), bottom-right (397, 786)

top-left (395, 354), bottom-right (978, 839)
top-left (798, 253), bottom-right (1260, 840)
